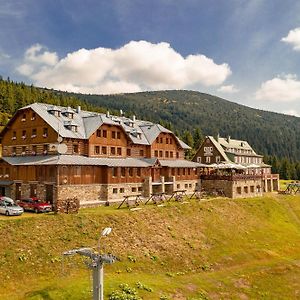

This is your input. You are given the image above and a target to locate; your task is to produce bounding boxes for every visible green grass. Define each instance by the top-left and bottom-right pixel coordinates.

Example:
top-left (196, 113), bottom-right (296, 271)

top-left (1, 194), bottom-right (300, 299)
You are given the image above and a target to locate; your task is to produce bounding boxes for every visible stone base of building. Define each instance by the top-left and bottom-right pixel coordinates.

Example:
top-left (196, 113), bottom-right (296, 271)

top-left (201, 178), bottom-right (263, 199)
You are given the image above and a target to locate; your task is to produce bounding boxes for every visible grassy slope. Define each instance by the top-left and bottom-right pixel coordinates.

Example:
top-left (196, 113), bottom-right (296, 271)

top-left (1, 194), bottom-right (300, 300)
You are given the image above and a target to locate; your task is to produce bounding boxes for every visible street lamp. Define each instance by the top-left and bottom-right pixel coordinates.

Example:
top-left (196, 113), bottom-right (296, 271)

top-left (63, 227), bottom-right (118, 300)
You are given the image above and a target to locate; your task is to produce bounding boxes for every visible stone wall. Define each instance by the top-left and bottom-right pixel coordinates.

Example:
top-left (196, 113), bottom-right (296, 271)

top-left (202, 178), bottom-right (263, 198)
top-left (175, 179), bottom-right (201, 194)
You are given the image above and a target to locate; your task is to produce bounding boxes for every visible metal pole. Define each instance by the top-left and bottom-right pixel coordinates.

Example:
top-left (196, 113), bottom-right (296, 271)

top-left (93, 262), bottom-right (103, 300)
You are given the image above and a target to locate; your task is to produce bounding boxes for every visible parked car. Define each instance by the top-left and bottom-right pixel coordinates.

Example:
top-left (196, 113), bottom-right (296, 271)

top-left (0, 197), bottom-right (24, 216)
top-left (17, 197), bottom-right (52, 213)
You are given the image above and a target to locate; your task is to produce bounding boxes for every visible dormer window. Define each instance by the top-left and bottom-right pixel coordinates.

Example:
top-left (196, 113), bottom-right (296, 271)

top-left (64, 121), bottom-right (78, 132)
top-left (62, 107), bottom-right (74, 119)
top-left (47, 106), bottom-right (61, 117)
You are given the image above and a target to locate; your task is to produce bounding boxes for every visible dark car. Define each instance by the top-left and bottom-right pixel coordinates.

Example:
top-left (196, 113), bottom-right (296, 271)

top-left (17, 197), bottom-right (52, 213)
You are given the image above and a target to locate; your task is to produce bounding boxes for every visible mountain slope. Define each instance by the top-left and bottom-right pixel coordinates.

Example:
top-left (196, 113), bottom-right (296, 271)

top-left (67, 90), bottom-right (300, 161)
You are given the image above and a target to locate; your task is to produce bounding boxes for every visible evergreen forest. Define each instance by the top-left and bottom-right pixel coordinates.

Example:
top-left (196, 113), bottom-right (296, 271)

top-left (0, 78), bottom-right (299, 180)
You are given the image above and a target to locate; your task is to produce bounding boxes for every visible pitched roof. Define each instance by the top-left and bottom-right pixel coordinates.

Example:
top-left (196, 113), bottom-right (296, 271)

top-left (18, 103), bottom-right (187, 148)
top-left (218, 137), bottom-right (255, 152)
top-left (2, 155), bottom-right (202, 168)
top-left (207, 136), bottom-right (230, 161)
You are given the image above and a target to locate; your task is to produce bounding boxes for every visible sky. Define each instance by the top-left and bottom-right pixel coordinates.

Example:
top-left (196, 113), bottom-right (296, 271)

top-left (1, 0), bottom-right (300, 116)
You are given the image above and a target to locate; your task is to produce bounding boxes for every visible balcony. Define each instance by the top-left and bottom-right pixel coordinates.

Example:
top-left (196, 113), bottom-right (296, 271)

top-left (201, 174), bottom-right (263, 181)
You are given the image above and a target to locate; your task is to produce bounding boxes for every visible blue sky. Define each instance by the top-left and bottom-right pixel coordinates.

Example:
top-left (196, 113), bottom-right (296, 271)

top-left (1, 0), bottom-right (300, 116)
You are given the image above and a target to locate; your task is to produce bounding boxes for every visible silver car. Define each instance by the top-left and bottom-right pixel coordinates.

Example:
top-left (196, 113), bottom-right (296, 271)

top-left (0, 197), bottom-right (24, 216)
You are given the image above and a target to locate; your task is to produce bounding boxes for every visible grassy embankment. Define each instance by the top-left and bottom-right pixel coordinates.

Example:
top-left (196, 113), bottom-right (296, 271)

top-left (1, 193), bottom-right (300, 300)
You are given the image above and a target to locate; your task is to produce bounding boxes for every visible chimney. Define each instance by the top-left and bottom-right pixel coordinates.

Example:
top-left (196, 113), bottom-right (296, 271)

top-left (227, 135), bottom-right (231, 143)
top-left (132, 115), bottom-right (136, 122)
top-left (106, 111), bottom-right (110, 118)
top-left (120, 109), bottom-right (123, 116)
top-left (76, 106), bottom-right (81, 113)
top-left (217, 133), bottom-right (220, 142)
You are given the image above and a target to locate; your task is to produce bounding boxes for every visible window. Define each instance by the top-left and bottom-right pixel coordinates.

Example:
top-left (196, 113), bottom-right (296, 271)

top-left (129, 168), bottom-right (133, 177)
top-left (95, 146), bottom-right (100, 154)
top-left (216, 156), bottom-right (221, 163)
top-left (244, 186), bottom-right (248, 193)
top-left (171, 168), bottom-right (175, 176)
top-left (31, 112), bottom-right (36, 120)
top-left (96, 130), bottom-right (101, 137)
top-left (22, 146), bottom-right (26, 155)
top-left (102, 130), bottom-right (107, 138)
top-left (137, 168), bottom-right (141, 177)
top-left (12, 131), bottom-right (16, 140)
top-left (117, 147), bottom-right (122, 155)
top-left (154, 150), bottom-right (158, 157)
top-left (205, 156), bottom-right (211, 163)
top-left (31, 128), bottom-right (37, 138)
top-left (177, 184), bottom-right (180, 189)
top-left (170, 151), bottom-right (173, 158)
top-left (160, 137), bottom-right (163, 143)
top-left (170, 139), bottom-right (173, 144)
top-left (138, 187), bottom-right (142, 192)
top-left (185, 184), bottom-right (188, 188)
top-left (139, 149), bottom-right (144, 156)
top-left (237, 187), bottom-right (242, 194)
top-left (166, 138), bottom-right (169, 144)
top-left (159, 150), bottom-right (163, 157)
top-left (183, 168), bottom-right (186, 175)
top-left (127, 148), bottom-right (131, 156)
top-left (73, 144), bottom-right (79, 153)
top-left (102, 146), bottom-right (107, 155)
top-left (112, 131), bottom-right (116, 139)
top-left (121, 168), bottom-right (126, 177)
top-left (112, 168), bottom-right (118, 177)
top-left (176, 152), bottom-right (179, 159)
top-left (197, 157), bottom-right (201, 163)
top-left (165, 151), bottom-right (169, 158)
top-left (177, 168), bottom-right (181, 175)
top-left (21, 113), bottom-right (26, 121)
top-left (113, 188), bottom-right (118, 194)
top-left (32, 145), bottom-right (37, 155)
top-left (188, 168), bottom-right (191, 175)
top-left (250, 186), bottom-right (254, 193)
top-left (189, 184), bottom-right (192, 188)
top-left (156, 137), bottom-right (160, 143)
top-left (132, 187), bottom-right (137, 192)
top-left (117, 131), bottom-right (121, 139)
top-left (120, 188), bottom-right (125, 193)
top-left (43, 144), bottom-right (48, 154)
top-left (43, 128), bottom-right (48, 137)
top-left (22, 130), bottom-right (26, 139)
top-left (111, 147), bottom-right (116, 155)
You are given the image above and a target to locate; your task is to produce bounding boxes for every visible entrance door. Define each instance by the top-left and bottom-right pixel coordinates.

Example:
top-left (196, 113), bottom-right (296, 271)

top-left (0, 186), bottom-right (5, 196)
top-left (15, 183), bottom-right (21, 200)
top-left (45, 185), bottom-right (54, 204)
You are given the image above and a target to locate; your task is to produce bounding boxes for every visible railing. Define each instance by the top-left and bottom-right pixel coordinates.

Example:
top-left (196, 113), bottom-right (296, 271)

top-left (262, 173), bottom-right (279, 180)
top-left (201, 174), bottom-right (263, 181)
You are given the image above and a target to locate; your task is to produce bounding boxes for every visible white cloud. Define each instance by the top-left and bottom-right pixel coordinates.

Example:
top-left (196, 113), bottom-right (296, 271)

top-left (281, 28), bottom-right (300, 51)
top-left (282, 109), bottom-right (299, 117)
top-left (217, 84), bottom-right (239, 93)
top-left (255, 74), bottom-right (300, 102)
top-left (16, 41), bottom-right (231, 94)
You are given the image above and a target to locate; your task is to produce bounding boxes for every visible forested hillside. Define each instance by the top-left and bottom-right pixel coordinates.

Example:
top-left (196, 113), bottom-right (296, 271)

top-left (0, 78), bottom-right (300, 179)
top-left (68, 90), bottom-right (300, 162)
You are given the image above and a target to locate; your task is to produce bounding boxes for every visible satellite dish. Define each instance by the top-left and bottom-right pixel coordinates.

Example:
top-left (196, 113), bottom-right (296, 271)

top-left (57, 136), bottom-right (63, 143)
top-left (57, 143), bottom-right (68, 154)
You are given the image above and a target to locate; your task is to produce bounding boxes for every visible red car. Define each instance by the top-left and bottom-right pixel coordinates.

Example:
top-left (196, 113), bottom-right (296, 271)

top-left (17, 197), bottom-right (52, 213)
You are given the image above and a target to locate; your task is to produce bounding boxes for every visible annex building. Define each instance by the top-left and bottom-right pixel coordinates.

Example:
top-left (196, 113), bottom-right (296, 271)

top-left (193, 135), bottom-right (280, 198)
top-left (0, 103), bottom-right (201, 207)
